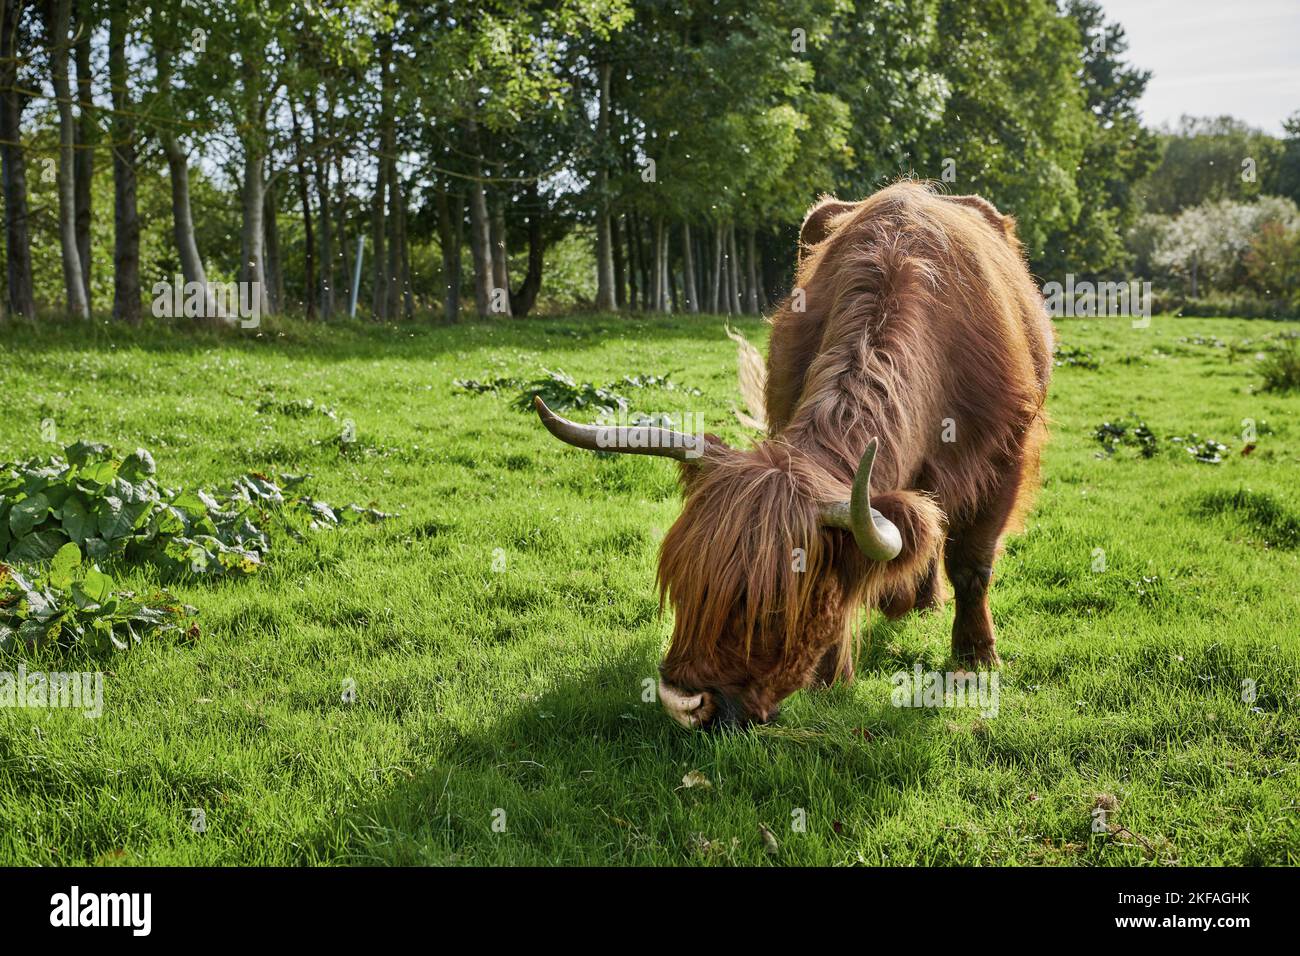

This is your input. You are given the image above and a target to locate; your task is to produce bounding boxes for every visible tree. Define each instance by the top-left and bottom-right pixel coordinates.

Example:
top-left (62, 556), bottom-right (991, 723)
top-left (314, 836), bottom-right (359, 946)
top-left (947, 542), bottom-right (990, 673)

top-left (1266, 111), bottom-right (1300, 208)
top-left (922, 0), bottom-right (1091, 266)
top-left (1151, 196), bottom-right (1300, 295)
top-left (71, 0), bottom-right (92, 305)
top-left (0, 0), bottom-right (37, 318)
top-left (151, 1), bottom-right (211, 310)
top-left (1038, 0), bottom-right (1159, 278)
top-left (1139, 115), bottom-right (1284, 215)
top-left (1245, 221), bottom-right (1300, 306)
top-left (47, 0), bottom-right (90, 317)
top-left (107, 0), bottom-right (139, 322)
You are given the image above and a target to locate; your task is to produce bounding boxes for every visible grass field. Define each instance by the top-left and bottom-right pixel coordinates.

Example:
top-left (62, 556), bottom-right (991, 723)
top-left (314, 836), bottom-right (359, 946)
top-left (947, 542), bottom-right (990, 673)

top-left (1, 312), bottom-right (1298, 866)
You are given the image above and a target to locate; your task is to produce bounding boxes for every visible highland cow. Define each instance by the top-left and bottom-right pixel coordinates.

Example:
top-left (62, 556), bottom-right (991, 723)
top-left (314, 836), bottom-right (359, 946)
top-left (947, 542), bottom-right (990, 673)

top-left (536, 182), bottom-right (1053, 729)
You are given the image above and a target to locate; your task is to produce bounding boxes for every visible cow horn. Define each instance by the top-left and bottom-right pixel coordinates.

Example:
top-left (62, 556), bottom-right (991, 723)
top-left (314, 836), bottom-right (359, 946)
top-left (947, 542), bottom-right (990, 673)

top-left (533, 396), bottom-right (710, 462)
top-left (818, 438), bottom-right (902, 561)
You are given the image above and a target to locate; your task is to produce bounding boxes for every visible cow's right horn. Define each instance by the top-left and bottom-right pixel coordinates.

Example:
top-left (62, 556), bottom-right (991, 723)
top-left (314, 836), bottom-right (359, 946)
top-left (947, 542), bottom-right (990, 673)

top-left (817, 438), bottom-right (902, 561)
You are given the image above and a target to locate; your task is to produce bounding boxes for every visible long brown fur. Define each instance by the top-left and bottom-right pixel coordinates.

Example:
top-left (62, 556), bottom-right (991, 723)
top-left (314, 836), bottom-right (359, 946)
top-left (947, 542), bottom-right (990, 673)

top-left (657, 182), bottom-right (1053, 725)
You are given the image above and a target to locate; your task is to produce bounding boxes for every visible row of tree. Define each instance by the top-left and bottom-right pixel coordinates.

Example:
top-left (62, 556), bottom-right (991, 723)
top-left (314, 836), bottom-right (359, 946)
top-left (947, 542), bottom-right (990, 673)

top-left (0, 0), bottom-right (1269, 325)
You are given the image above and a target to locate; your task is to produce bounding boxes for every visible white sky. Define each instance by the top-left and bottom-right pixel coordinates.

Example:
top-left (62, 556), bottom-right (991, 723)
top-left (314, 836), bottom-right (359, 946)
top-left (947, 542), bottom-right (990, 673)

top-left (1099, 0), bottom-right (1300, 134)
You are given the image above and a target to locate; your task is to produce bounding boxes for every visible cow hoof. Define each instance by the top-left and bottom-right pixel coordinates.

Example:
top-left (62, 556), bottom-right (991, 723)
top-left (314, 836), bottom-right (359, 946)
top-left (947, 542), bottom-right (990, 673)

top-left (954, 644), bottom-right (1000, 668)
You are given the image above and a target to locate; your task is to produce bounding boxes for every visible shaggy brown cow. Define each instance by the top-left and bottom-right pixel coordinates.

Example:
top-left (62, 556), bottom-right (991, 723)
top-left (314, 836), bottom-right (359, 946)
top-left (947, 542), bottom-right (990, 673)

top-left (536, 182), bottom-right (1052, 729)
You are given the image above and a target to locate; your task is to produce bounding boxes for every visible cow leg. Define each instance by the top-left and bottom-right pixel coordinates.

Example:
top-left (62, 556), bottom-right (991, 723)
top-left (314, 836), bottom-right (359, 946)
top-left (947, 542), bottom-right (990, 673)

top-left (811, 640), bottom-right (853, 687)
top-left (880, 557), bottom-right (942, 619)
top-left (944, 464), bottom-right (1024, 667)
top-left (912, 557), bottom-right (943, 612)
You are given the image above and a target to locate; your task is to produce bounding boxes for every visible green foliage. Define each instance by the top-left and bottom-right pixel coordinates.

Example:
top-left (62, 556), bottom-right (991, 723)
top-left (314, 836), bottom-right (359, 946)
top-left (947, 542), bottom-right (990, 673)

top-left (1245, 222), bottom-right (1300, 306)
top-left (1169, 434), bottom-right (1227, 465)
top-left (1094, 418), bottom-right (1158, 458)
top-left (1138, 116), bottom-right (1285, 215)
top-left (511, 368), bottom-right (630, 415)
top-left (1259, 340), bottom-right (1300, 393)
top-left (923, 0), bottom-right (1088, 262)
top-left (0, 545), bottom-right (195, 655)
top-left (1053, 345), bottom-right (1101, 370)
top-left (0, 443), bottom-right (390, 580)
top-left (1037, 0), bottom-right (1159, 277)
top-left (10, 0), bottom-right (1192, 317)
top-left (1143, 196), bottom-right (1300, 295)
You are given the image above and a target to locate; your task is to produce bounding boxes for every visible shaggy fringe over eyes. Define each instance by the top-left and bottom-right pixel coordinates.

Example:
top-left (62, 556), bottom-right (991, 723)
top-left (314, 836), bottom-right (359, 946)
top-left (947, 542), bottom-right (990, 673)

top-left (657, 443), bottom-right (846, 668)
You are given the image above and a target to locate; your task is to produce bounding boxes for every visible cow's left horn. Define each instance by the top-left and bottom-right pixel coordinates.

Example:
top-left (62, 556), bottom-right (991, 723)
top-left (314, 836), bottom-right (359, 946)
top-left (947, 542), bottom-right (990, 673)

top-left (818, 438), bottom-right (902, 561)
top-left (533, 396), bottom-right (710, 462)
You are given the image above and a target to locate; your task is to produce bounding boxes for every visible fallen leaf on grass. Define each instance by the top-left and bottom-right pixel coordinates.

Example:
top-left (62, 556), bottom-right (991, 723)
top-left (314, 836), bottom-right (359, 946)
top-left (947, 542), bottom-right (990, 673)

top-left (679, 770), bottom-right (712, 791)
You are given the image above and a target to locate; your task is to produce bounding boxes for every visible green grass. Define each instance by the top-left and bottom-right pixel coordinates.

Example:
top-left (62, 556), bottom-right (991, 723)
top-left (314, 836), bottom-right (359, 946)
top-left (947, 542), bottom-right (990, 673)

top-left (1, 312), bottom-right (1298, 866)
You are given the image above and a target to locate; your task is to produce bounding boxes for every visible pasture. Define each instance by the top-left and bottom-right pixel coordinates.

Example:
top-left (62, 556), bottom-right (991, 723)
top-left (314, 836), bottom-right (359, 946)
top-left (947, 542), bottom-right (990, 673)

top-left (0, 312), bottom-right (1297, 866)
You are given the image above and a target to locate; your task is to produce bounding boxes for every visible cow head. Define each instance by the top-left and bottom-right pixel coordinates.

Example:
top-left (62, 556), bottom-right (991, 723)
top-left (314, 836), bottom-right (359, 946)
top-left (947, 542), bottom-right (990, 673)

top-left (533, 397), bottom-right (902, 730)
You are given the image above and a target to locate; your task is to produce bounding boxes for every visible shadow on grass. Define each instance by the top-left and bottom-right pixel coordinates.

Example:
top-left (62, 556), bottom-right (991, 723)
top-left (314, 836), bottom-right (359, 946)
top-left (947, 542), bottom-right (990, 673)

top-left (303, 640), bottom-right (944, 866)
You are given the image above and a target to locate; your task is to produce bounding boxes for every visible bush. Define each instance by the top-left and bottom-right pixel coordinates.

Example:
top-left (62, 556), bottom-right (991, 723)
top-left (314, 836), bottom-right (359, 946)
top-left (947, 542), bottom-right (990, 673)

top-left (1149, 291), bottom-right (1300, 320)
top-left (1260, 340), bottom-right (1300, 393)
top-left (1245, 222), bottom-right (1300, 305)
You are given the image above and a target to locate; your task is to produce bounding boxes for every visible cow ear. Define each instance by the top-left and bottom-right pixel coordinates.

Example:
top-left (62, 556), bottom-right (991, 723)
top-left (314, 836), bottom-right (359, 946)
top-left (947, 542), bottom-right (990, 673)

top-left (799, 196), bottom-right (856, 259)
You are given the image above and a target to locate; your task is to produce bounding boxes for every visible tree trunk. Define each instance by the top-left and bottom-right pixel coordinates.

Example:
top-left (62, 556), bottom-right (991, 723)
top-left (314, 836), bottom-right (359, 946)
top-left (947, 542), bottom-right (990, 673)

top-left (0, 0), bottom-right (35, 319)
top-left (668, 228), bottom-right (678, 313)
top-left (727, 223), bottom-right (742, 315)
top-left (333, 147), bottom-right (351, 293)
top-left (655, 217), bottom-right (665, 310)
top-left (510, 181), bottom-right (544, 317)
top-left (489, 193), bottom-right (512, 316)
top-left (385, 168), bottom-right (401, 320)
top-left (658, 220), bottom-right (671, 313)
top-left (290, 99), bottom-right (316, 320)
top-left (371, 38), bottom-right (394, 320)
top-left (711, 225), bottom-right (723, 314)
top-left (108, 0), bottom-right (139, 324)
top-left (699, 230), bottom-right (710, 312)
top-left (398, 174), bottom-right (414, 318)
top-left (263, 178), bottom-right (283, 314)
top-left (435, 181), bottom-right (462, 323)
top-left (466, 122), bottom-right (493, 317)
top-left (154, 40), bottom-right (208, 310)
top-left (626, 212), bottom-right (638, 310)
top-left (238, 91), bottom-right (270, 321)
top-left (162, 138), bottom-right (207, 291)
top-left (593, 61), bottom-right (616, 311)
top-left (50, 0), bottom-right (89, 318)
top-left (681, 222), bottom-right (698, 314)
top-left (370, 151), bottom-right (387, 319)
top-left (745, 227), bottom-right (760, 314)
top-left (309, 96), bottom-right (333, 319)
top-left (611, 214), bottom-right (625, 309)
top-left (73, 0), bottom-right (93, 308)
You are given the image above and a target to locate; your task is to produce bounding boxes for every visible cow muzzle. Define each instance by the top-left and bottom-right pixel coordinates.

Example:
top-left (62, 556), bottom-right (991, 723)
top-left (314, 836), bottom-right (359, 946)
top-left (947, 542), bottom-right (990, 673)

top-left (658, 679), bottom-right (760, 731)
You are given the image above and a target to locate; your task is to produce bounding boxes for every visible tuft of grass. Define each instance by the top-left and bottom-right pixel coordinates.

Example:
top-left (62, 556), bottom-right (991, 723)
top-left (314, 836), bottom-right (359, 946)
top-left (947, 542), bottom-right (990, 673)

top-left (1194, 489), bottom-right (1300, 550)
